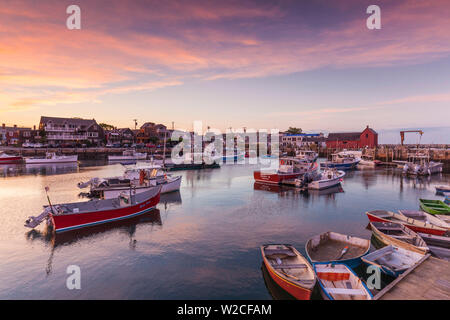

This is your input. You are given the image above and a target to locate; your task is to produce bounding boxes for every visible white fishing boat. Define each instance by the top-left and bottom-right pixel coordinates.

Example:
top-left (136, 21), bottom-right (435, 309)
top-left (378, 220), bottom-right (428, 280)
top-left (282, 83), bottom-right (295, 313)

top-left (78, 167), bottom-right (182, 199)
top-left (403, 153), bottom-right (443, 176)
top-left (24, 152), bottom-right (78, 164)
top-left (296, 168), bottom-right (345, 190)
top-left (108, 150), bottom-right (147, 161)
top-left (295, 150), bottom-right (318, 162)
top-left (358, 154), bottom-right (381, 167)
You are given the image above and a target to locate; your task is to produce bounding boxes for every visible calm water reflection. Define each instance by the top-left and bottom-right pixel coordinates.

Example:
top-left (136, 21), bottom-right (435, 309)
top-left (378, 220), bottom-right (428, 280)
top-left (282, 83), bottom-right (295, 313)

top-left (0, 160), bottom-right (448, 299)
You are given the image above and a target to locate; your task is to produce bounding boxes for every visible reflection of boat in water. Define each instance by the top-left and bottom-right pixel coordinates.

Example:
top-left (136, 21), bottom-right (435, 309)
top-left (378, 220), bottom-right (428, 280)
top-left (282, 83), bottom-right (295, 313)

top-left (160, 190), bottom-right (182, 205)
top-left (25, 209), bottom-right (162, 275)
top-left (26, 209), bottom-right (162, 248)
top-left (24, 162), bottom-right (79, 175)
top-left (254, 181), bottom-right (344, 196)
top-left (261, 263), bottom-right (296, 300)
top-left (25, 152), bottom-right (78, 164)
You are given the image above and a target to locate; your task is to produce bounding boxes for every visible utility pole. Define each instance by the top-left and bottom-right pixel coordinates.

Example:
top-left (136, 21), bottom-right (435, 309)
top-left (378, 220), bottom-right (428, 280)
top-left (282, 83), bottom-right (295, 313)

top-left (133, 119), bottom-right (138, 130)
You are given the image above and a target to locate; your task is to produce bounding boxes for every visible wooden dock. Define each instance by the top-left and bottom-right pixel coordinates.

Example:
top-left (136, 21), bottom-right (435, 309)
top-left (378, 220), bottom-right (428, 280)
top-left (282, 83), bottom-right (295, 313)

top-left (374, 254), bottom-right (450, 300)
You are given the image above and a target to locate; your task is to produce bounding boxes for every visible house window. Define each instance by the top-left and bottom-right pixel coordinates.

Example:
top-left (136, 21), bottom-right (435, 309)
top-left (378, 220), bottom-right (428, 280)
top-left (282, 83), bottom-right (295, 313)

top-left (366, 134), bottom-right (369, 138)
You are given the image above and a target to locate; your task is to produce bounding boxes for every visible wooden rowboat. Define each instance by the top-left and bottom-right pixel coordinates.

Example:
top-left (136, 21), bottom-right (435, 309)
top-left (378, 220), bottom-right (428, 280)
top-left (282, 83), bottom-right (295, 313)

top-left (436, 214), bottom-right (450, 225)
top-left (417, 233), bottom-right (450, 261)
top-left (369, 221), bottom-right (429, 254)
top-left (305, 232), bottom-right (370, 268)
top-left (260, 244), bottom-right (316, 300)
top-left (366, 210), bottom-right (448, 236)
top-left (313, 262), bottom-right (373, 300)
top-left (398, 210), bottom-right (450, 232)
top-left (435, 185), bottom-right (450, 194)
top-left (361, 245), bottom-right (425, 278)
top-left (419, 199), bottom-right (450, 215)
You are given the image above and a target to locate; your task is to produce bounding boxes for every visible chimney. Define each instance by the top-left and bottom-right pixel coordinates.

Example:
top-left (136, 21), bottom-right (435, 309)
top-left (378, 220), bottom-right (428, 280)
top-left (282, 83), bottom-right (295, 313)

top-left (2, 123), bottom-right (5, 129)
top-left (33, 125), bottom-right (36, 130)
top-left (14, 124), bottom-right (17, 128)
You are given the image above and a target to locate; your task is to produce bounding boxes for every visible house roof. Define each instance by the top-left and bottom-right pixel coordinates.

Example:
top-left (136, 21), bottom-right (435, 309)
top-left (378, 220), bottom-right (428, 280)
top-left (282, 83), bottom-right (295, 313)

top-left (40, 116), bottom-right (98, 128)
top-left (327, 132), bottom-right (361, 141)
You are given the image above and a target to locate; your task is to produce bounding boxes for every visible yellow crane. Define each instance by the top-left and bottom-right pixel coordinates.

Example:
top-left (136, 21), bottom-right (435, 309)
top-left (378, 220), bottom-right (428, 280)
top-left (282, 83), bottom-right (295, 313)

top-left (400, 130), bottom-right (423, 145)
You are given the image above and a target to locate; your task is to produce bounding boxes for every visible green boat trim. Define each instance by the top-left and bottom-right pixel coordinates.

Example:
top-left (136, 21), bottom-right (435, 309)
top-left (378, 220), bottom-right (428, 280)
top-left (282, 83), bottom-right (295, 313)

top-left (419, 199), bottom-right (450, 215)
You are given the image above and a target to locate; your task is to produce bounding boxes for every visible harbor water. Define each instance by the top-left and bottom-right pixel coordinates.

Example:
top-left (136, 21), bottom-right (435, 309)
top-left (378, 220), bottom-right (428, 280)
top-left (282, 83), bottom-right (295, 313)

top-left (0, 160), bottom-right (449, 299)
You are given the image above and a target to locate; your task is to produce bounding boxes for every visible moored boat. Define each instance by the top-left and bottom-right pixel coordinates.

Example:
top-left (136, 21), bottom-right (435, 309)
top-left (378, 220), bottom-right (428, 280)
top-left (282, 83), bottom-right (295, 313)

top-left (0, 151), bottom-right (23, 164)
top-left (313, 262), bottom-right (373, 300)
top-left (369, 221), bottom-right (429, 254)
top-left (398, 209), bottom-right (450, 232)
top-left (298, 168), bottom-right (345, 190)
top-left (260, 244), bottom-right (316, 300)
top-left (361, 245), bottom-right (425, 278)
top-left (320, 153), bottom-right (360, 170)
top-left (25, 186), bottom-right (161, 233)
top-left (417, 233), bottom-right (450, 261)
top-left (24, 152), bottom-right (78, 164)
top-left (366, 210), bottom-right (448, 236)
top-left (305, 232), bottom-right (370, 268)
top-left (419, 199), bottom-right (450, 215)
top-left (254, 157), bottom-right (318, 185)
top-left (403, 153), bottom-right (443, 176)
top-left (295, 150), bottom-right (318, 162)
top-left (358, 154), bottom-right (381, 167)
top-left (435, 185), bottom-right (450, 194)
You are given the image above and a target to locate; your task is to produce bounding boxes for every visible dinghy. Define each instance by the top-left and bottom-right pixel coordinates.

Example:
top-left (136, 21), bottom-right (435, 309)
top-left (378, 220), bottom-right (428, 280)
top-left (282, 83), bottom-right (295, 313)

top-left (369, 221), bottom-right (429, 254)
top-left (313, 263), bottom-right (372, 300)
top-left (417, 233), bottom-right (450, 262)
top-left (260, 244), bottom-right (316, 300)
top-left (305, 232), bottom-right (370, 268)
top-left (435, 185), bottom-right (450, 194)
top-left (398, 210), bottom-right (450, 233)
top-left (436, 214), bottom-right (450, 225)
top-left (419, 199), bottom-right (450, 215)
top-left (361, 245), bottom-right (425, 277)
top-left (366, 210), bottom-right (448, 236)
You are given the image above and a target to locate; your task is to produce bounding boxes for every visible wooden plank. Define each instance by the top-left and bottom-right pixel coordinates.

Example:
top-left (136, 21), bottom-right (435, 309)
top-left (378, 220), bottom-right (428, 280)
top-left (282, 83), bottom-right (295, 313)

top-left (375, 255), bottom-right (450, 300)
top-left (326, 288), bottom-right (367, 296)
top-left (374, 254), bottom-right (430, 300)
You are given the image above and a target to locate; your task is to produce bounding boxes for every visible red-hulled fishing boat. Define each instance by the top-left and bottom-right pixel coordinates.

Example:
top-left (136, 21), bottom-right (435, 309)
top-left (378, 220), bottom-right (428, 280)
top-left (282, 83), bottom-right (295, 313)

top-left (0, 151), bottom-right (23, 164)
top-left (261, 244), bottom-right (316, 300)
top-left (25, 186), bottom-right (161, 233)
top-left (254, 157), bottom-right (318, 184)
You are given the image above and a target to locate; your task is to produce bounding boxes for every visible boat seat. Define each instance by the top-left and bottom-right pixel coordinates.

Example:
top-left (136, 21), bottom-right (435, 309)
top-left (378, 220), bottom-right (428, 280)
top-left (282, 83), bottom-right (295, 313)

top-left (264, 249), bottom-right (296, 257)
top-left (271, 264), bottom-right (307, 269)
top-left (326, 288), bottom-right (367, 296)
top-left (391, 235), bottom-right (414, 240)
top-left (377, 226), bottom-right (404, 231)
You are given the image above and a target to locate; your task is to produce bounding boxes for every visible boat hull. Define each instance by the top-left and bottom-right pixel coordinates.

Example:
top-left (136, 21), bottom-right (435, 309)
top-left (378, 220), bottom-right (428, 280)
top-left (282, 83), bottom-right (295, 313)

top-left (102, 177), bottom-right (182, 199)
top-left (320, 160), bottom-right (359, 170)
top-left (0, 156), bottom-right (23, 164)
top-left (253, 171), bottom-right (302, 184)
top-left (25, 155), bottom-right (78, 164)
top-left (420, 199), bottom-right (450, 215)
top-left (51, 191), bottom-right (160, 233)
top-left (262, 259), bottom-right (313, 300)
top-left (308, 171), bottom-right (345, 190)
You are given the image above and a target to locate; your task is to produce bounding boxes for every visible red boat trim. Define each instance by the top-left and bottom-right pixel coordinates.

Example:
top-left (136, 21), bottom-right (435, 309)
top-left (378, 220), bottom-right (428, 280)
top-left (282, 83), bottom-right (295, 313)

top-left (366, 212), bottom-right (446, 236)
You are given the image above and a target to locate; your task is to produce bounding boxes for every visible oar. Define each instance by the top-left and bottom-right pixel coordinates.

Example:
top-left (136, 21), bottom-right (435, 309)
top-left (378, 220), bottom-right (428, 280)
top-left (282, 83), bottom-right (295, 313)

top-left (336, 246), bottom-right (349, 260)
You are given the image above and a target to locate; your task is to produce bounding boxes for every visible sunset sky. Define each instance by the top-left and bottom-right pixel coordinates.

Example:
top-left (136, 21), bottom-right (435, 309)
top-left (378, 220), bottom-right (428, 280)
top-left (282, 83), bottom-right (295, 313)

top-left (1, 0), bottom-right (449, 143)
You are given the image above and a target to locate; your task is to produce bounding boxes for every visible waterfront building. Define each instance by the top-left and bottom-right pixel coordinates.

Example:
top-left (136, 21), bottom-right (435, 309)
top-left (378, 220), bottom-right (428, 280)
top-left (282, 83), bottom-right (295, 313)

top-left (38, 116), bottom-right (104, 146)
top-left (326, 126), bottom-right (378, 149)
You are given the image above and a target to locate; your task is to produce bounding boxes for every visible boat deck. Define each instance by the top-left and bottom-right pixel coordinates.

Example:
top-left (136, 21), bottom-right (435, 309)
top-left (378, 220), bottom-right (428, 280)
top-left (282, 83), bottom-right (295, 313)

top-left (374, 255), bottom-right (450, 300)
